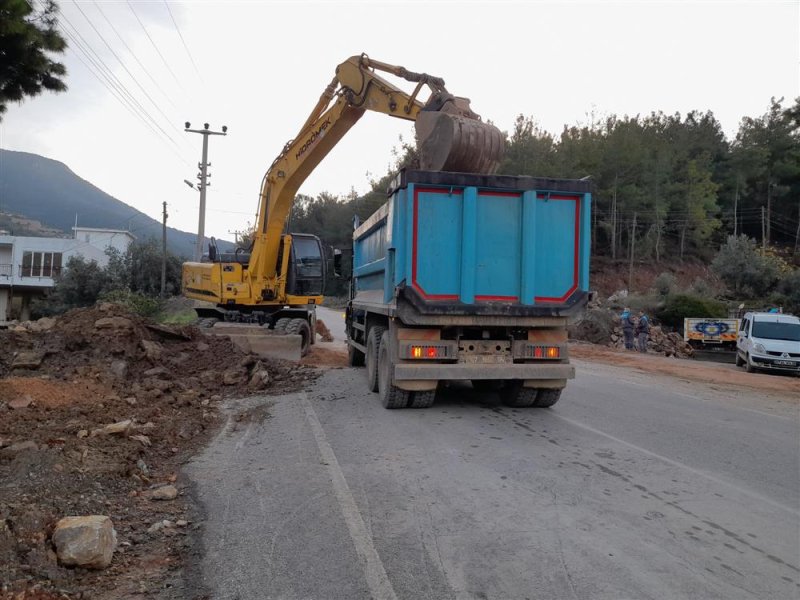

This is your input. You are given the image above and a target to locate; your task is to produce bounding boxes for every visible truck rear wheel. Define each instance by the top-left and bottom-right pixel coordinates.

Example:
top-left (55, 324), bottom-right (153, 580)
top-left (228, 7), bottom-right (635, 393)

top-left (533, 388), bottom-right (562, 408)
top-left (409, 389), bottom-right (435, 408)
top-left (286, 318), bottom-right (311, 357)
top-left (500, 382), bottom-right (538, 408)
top-left (378, 330), bottom-right (411, 409)
top-left (366, 326), bottom-right (386, 392)
top-left (347, 344), bottom-right (365, 367)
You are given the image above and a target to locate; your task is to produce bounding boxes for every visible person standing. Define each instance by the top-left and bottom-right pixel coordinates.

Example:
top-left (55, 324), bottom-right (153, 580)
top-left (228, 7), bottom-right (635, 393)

top-left (636, 310), bottom-right (650, 352)
top-left (621, 307), bottom-right (635, 350)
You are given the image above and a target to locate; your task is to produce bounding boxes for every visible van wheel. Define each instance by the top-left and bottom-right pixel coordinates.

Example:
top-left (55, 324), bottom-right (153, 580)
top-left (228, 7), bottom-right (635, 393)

top-left (365, 326), bottom-right (386, 392)
top-left (745, 354), bottom-right (756, 373)
top-left (735, 353), bottom-right (744, 367)
top-left (378, 330), bottom-right (411, 409)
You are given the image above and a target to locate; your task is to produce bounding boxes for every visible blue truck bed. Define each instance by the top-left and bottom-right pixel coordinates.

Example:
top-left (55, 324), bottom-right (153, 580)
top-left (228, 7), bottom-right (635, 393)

top-left (347, 169), bottom-right (592, 409)
top-left (352, 170), bottom-right (592, 316)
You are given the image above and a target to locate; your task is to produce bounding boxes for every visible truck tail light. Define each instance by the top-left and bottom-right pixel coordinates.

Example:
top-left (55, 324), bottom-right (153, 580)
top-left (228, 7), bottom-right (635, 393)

top-left (408, 345), bottom-right (448, 359)
top-left (523, 345), bottom-right (561, 359)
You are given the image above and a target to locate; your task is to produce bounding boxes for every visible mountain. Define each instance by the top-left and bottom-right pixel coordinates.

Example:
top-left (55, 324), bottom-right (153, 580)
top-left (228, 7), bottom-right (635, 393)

top-left (0, 149), bottom-right (232, 258)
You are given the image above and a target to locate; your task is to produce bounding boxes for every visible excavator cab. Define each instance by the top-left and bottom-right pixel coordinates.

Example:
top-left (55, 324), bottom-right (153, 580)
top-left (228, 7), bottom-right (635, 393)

top-left (285, 233), bottom-right (326, 297)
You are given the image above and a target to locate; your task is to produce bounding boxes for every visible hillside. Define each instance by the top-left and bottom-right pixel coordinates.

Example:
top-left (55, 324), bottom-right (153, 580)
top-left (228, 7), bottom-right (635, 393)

top-left (0, 150), bottom-right (231, 258)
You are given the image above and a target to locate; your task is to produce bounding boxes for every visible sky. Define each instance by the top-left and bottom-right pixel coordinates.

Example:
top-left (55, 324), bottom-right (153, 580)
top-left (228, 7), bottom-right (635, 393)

top-left (1, 0), bottom-right (798, 243)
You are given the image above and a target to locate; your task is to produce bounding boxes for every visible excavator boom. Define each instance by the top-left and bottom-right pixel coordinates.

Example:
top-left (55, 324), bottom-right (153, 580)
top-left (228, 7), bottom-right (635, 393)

top-left (183, 54), bottom-right (504, 355)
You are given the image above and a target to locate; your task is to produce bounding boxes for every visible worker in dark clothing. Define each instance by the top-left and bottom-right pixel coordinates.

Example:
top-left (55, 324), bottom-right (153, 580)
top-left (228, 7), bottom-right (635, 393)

top-left (636, 310), bottom-right (650, 353)
top-left (621, 307), bottom-right (635, 350)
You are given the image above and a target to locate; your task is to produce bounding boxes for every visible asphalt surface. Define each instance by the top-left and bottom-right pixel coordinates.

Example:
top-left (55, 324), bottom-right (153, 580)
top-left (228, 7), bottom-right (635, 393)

top-left (183, 344), bottom-right (800, 600)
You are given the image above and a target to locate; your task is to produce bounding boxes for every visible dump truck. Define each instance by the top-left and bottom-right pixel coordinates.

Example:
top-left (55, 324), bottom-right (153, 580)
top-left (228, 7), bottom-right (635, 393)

top-left (346, 169), bottom-right (592, 408)
top-left (182, 54), bottom-right (503, 358)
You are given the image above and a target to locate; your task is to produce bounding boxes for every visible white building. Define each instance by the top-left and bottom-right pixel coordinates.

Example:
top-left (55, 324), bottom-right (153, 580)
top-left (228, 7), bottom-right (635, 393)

top-left (0, 227), bottom-right (135, 322)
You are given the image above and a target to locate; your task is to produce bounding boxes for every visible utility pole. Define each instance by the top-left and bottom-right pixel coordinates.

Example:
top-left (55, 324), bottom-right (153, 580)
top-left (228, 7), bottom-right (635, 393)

top-left (184, 122), bottom-right (227, 261)
top-left (733, 179), bottom-right (739, 237)
top-left (794, 200), bottom-right (800, 257)
top-left (766, 180), bottom-right (773, 245)
top-left (161, 201), bottom-right (168, 298)
top-left (761, 206), bottom-right (766, 250)
top-left (628, 212), bottom-right (637, 292)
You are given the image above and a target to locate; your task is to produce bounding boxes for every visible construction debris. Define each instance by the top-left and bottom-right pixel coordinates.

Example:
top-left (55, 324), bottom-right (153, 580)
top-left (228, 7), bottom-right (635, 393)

top-left (0, 303), bottom-right (321, 597)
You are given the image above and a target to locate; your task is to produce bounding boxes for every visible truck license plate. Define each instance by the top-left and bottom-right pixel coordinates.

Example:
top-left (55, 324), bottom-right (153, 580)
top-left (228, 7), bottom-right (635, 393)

top-left (774, 360), bottom-right (796, 367)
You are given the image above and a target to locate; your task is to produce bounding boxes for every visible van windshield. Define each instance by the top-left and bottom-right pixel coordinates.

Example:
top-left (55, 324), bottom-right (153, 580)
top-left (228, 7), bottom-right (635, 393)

top-left (752, 321), bottom-right (800, 342)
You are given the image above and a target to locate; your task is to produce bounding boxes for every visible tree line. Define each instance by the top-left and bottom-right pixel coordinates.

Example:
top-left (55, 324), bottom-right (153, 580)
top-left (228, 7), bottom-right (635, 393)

top-left (286, 97), bottom-right (799, 266)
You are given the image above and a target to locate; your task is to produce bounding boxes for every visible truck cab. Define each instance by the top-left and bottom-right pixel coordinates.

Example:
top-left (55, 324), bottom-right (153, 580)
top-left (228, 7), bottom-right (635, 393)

top-left (736, 312), bottom-right (800, 374)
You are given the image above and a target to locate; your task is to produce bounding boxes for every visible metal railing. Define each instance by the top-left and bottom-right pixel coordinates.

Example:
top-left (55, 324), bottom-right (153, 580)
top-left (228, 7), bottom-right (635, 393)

top-left (0, 264), bottom-right (12, 278)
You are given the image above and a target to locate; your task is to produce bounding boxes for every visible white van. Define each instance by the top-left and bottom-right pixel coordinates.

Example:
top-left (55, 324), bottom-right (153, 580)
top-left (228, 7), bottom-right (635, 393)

top-left (736, 312), bottom-right (800, 374)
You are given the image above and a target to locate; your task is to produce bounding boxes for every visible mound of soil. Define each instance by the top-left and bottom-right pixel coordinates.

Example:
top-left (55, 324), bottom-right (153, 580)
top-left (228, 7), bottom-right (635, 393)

top-left (0, 303), bottom-right (319, 598)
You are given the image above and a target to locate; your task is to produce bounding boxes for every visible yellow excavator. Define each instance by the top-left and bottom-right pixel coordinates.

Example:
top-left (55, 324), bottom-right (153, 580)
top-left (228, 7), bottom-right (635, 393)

top-left (182, 54), bottom-right (504, 355)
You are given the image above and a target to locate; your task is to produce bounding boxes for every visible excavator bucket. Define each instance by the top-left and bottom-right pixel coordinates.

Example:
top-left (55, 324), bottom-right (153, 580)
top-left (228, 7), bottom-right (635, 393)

top-left (415, 97), bottom-right (505, 174)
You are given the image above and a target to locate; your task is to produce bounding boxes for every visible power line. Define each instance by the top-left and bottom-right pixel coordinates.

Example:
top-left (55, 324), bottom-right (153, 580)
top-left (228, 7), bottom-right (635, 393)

top-left (71, 0), bottom-right (186, 144)
top-left (162, 0), bottom-right (203, 82)
top-left (92, 0), bottom-right (179, 112)
top-left (126, 0), bottom-right (184, 91)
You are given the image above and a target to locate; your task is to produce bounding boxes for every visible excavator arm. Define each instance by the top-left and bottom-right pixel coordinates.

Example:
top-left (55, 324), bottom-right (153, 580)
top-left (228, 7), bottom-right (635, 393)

top-left (183, 54), bottom-right (503, 312)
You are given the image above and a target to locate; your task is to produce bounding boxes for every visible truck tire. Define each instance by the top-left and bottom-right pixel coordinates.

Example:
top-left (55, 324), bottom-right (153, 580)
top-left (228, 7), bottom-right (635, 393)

top-left (366, 326), bottom-right (386, 392)
top-left (735, 352), bottom-right (744, 367)
top-left (378, 330), bottom-right (411, 409)
top-left (286, 318), bottom-right (312, 357)
top-left (533, 388), bottom-right (562, 408)
top-left (500, 382), bottom-right (539, 408)
top-left (273, 317), bottom-right (291, 333)
top-left (347, 344), bottom-right (365, 367)
top-left (409, 389), bottom-right (435, 408)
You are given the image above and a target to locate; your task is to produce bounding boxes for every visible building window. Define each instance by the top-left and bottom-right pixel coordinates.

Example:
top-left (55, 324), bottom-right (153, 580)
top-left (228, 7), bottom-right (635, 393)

top-left (21, 251), bottom-right (63, 277)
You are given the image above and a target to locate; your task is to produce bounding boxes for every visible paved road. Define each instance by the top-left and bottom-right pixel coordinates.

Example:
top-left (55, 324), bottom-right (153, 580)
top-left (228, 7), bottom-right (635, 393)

top-left (184, 356), bottom-right (800, 600)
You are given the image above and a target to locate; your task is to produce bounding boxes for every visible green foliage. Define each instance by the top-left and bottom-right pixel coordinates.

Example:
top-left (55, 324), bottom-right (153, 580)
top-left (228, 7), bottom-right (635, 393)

top-left (653, 272), bottom-right (677, 297)
top-left (711, 235), bottom-right (781, 297)
top-left (36, 255), bottom-right (108, 315)
top-left (99, 289), bottom-right (161, 317)
top-left (775, 270), bottom-right (800, 314)
top-left (0, 0), bottom-right (67, 118)
top-left (36, 239), bottom-right (182, 316)
top-left (656, 293), bottom-right (727, 328)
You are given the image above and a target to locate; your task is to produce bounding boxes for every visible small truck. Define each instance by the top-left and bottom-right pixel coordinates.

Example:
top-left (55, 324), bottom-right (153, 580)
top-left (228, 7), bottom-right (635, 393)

top-left (683, 318), bottom-right (740, 351)
top-left (345, 169), bottom-right (591, 409)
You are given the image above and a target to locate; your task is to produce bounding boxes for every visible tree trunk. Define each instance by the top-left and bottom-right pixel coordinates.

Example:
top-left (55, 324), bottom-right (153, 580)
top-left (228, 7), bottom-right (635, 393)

top-left (611, 173), bottom-right (618, 259)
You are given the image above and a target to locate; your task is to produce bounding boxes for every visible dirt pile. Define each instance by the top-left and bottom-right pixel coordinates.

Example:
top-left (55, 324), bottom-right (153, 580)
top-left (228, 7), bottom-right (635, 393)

top-left (0, 303), bottom-right (318, 598)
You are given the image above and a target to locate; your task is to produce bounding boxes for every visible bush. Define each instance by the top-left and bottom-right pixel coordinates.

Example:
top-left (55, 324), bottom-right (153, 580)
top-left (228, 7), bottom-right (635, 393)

top-left (653, 272), bottom-right (677, 297)
top-left (776, 270), bottom-right (800, 314)
top-left (99, 289), bottom-right (162, 317)
top-left (656, 293), bottom-right (728, 329)
top-left (711, 235), bottom-right (781, 298)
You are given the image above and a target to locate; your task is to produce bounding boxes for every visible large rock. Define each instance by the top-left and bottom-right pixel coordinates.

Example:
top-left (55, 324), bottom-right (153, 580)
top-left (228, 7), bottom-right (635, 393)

top-left (147, 484), bottom-right (178, 501)
top-left (90, 420), bottom-right (132, 437)
top-left (52, 516), bottom-right (117, 569)
top-left (0, 440), bottom-right (38, 458)
top-left (109, 360), bottom-right (129, 379)
top-left (11, 351), bottom-right (44, 369)
top-left (94, 316), bottom-right (135, 330)
top-left (140, 340), bottom-right (163, 361)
